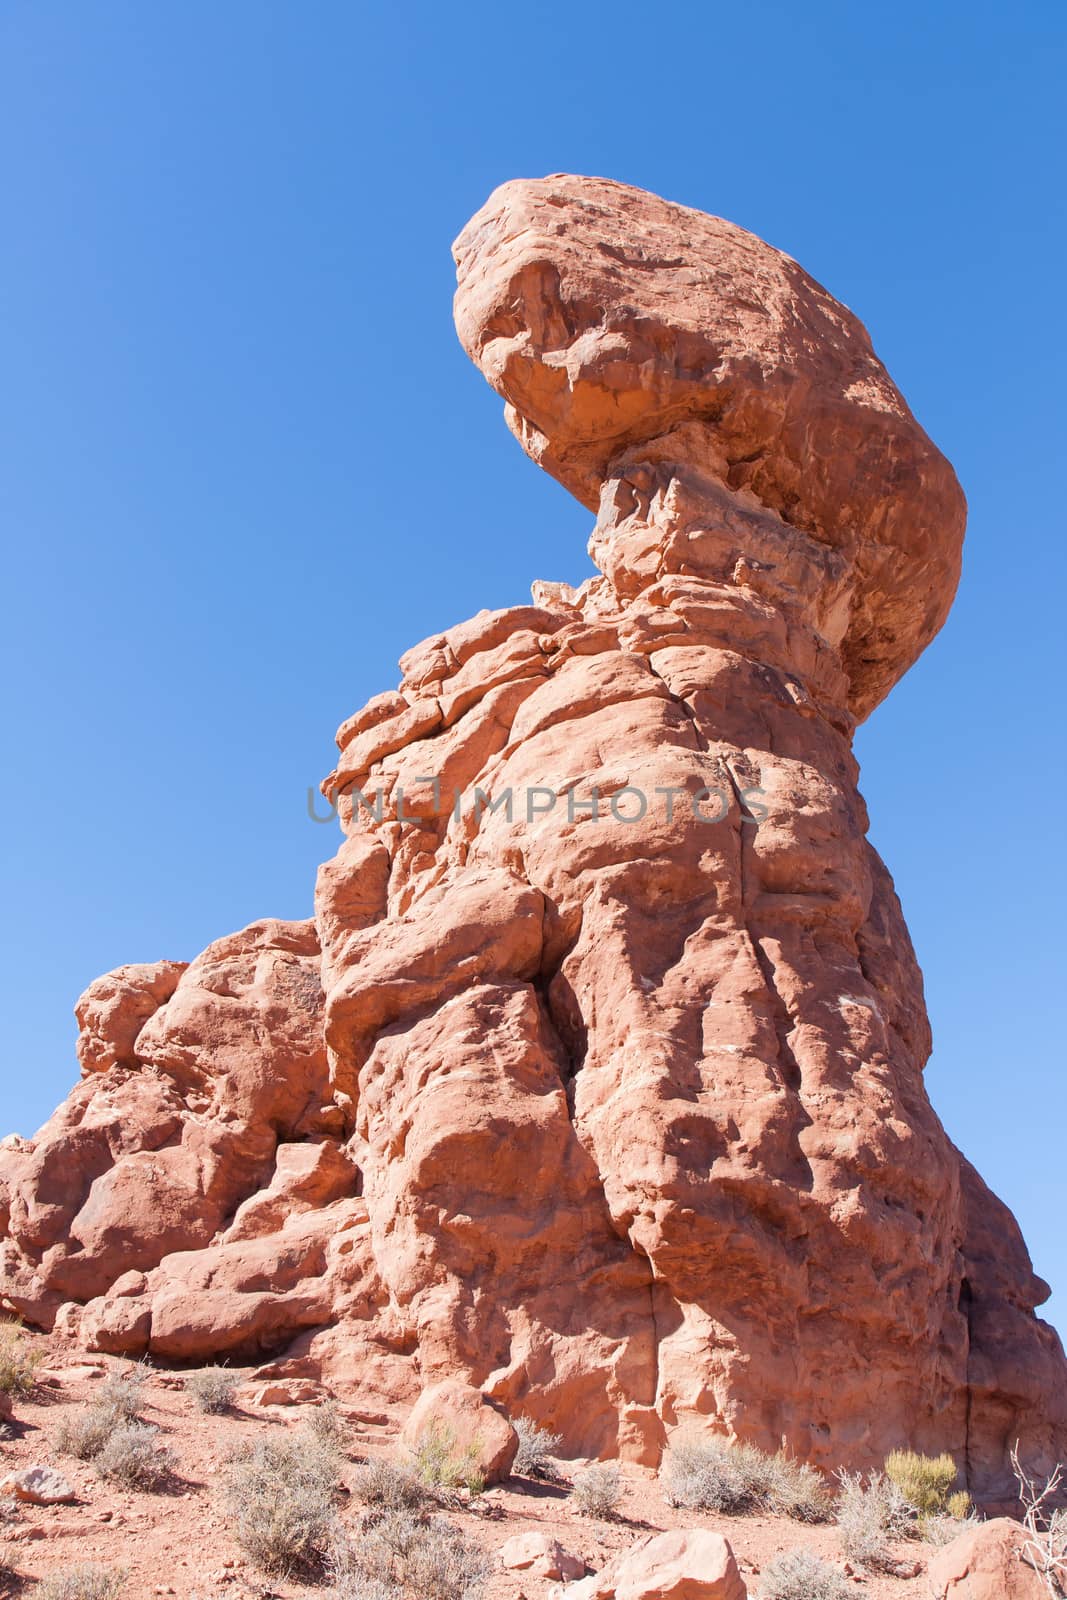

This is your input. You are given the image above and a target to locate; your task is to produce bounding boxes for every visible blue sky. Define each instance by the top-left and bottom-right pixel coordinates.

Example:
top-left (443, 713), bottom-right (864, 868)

top-left (1, 1), bottom-right (1064, 1334)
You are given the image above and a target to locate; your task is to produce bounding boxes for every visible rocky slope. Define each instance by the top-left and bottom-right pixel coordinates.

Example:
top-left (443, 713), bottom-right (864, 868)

top-left (2, 175), bottom-right (1064, 1509)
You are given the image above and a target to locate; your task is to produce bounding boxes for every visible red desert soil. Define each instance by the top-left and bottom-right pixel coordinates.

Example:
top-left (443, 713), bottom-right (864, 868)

top-left (2, 1347), bottom-right (939, 1600)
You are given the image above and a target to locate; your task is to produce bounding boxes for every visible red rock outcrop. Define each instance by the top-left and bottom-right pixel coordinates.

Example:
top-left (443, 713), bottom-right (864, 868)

top-left (2, 175), bottom-right (1064, 1508)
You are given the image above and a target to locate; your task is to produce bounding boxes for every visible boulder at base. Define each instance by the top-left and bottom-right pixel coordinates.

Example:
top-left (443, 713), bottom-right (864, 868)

top-left (400, 1378), bottom-right (518, 1485)
top-left (564, 1530), bottom-right (747, 1600)
top-left (926, 1517), bottom-right (1050, 1599)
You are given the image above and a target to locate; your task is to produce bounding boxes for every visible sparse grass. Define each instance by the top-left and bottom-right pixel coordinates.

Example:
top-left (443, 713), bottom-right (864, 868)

top-left (412, 1423), bottom-right (485, 1495)
top-left (219, 1424), bottom-right (343, 1575)
top-left (759, 1548), bottom-right (852, 1600)
top-left (184, 1365), bottom-right (236, 1415)
top-left (512, 1417), bottom-right (562, 1480)
top-left (571, 1462), bottom-right (621, 1520)
top-left (94, 1420), bottom-right (177, 1490)
top-left (0, 1320), bottom-right (45, 1398)
top-left (357, 1457), bottom-right (431, 1511)
top-left (34, 1567), bottom-right (127, 1600)
top-left (663, 1438), bottom-right (831, 1522)
top-left (835, 1470), bottom-right (914, 1571)
top-left (884, 1449), bottom-right (960, 1516)
top-left (331, 1508), bottom-right (488, 1600)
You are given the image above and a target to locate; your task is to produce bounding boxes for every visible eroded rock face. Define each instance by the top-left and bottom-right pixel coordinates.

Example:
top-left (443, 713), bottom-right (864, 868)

top-left (2, 175), bottom-right (1064, 1506)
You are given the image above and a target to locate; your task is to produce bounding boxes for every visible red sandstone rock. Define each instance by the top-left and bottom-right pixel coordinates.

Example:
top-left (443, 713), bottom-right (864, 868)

top-left (499, 1531), bottom-right (584, 1580)
top-left (565, 1531), bottom-right (746, 1600)
top-left (2, 174), bottom-right (1064, 1508)
top-left (75, 961), bottom-right (187, 1075)
top-left (401, 1379), bottom-right (518, 1485)
top-left (926, 1517), bottom-right (1049, 1598)
top-left (0, 1465), bottom-right (76, 1505)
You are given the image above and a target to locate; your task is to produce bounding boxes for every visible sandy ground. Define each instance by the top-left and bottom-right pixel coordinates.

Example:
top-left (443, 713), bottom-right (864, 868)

top-left (1, 1347), bottom-right (944, 1599)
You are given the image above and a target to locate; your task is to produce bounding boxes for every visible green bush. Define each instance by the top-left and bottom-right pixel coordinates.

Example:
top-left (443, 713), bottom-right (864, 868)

top-left (884, 1449), bottom-right (960, 1516)
top-left (412, 1423), bottom-right (484, 1494)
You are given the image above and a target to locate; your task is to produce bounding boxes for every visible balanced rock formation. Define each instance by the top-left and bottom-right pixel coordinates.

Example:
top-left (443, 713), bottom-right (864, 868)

top-left (2, 176), bottom-right (1065, 1508)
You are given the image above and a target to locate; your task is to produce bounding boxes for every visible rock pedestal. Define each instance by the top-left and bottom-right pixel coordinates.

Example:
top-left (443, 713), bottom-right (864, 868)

top-left (2, 175), bottom-right (1064, 1507)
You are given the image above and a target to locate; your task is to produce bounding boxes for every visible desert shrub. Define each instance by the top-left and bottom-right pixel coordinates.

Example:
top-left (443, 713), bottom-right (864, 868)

top-left (94, 1420), bottom-right (177, 1489)
top-left (922, 1508), bottom-right (982, 1547)
top-left (184, 1365), bottom-right (236, 1415)
top-left (35, 1567), bottom-right (127, 1600)
top-left (663, 1438), bottom-right (831, 1522)
top-left (56, 1366), bottom-right (151, 1463)
top-left (0, 1320), bottom-right (45, 1398)
top-left (884, 1449), bottom-right (959, 1516)
top-left (403, 1518), bottom-right (489, 1600)
top-left (219, 1424), bottom-right (342, 1575)
top-left (1011, 1444), bottom-right (1067, 1596)
top-left (332, 1510), bottom-right (488, 1600)
top-left (96, 1362), bottom-right (148, 1423)
top-left (571, 1463), bottom-right (621, 1519)
top-left (1, 1496), bottom-right (18, 1580)
top-left (765, 1456), bottom-right (834, 1523)
top-left (512, 1416), bottom-right (562, 1480)
top-left (307, 1398), bottom-right (345, 1446)
top-left (55, 1406), bottom-right (120, 1462)
top-left (946, 1488), bottom-right (973, 1519)
top-left (835, 1470), bottom-right (914, 1571)
top-left (357, 1457), bottom-right (430, 1511)
top-left (412, 1423), bottom-right (484, 1494)
top-left (759, 1548), bottom-right (852, 1600)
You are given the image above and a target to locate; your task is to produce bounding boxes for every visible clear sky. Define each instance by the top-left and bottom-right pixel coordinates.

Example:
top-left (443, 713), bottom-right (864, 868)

top-left (1, 1), bottom-right (1064, 1336)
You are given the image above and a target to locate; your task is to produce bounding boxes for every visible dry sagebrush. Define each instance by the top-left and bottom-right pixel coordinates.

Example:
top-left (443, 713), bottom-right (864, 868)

top-left (512, 1416), bottom-right (563, 1479)
top-left (571, 1462), bottom-right (622, 1519)
top-left (758, 1548), bottom-right (853, 1600)
top-left (331, 1506), bottom-right (489, 1600)
top-left (219, 1424), bottom-right (343, 1576)
top-left (357, 1456), bottom-right (432, 1511)
top-left (663, 1438), bottom-right (831, 1522)
top-left (0, 1320), bottom-right (45, 1398)
top-left (55, 1361), bottom-right (172, 1486)
top-left (834, 1470), bottom-right (914, 1571)
top-left (184, 1365), bottom-right (237, 1414)
top-left (34, 1568), bottom-right (127, 1600)
top-left (93, 1420), bottom-right (177, 1489)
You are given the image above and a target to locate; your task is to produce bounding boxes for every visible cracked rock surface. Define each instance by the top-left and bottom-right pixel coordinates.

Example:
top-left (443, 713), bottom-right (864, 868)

top-left (2, 174), bottom-right (1063, 1507)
